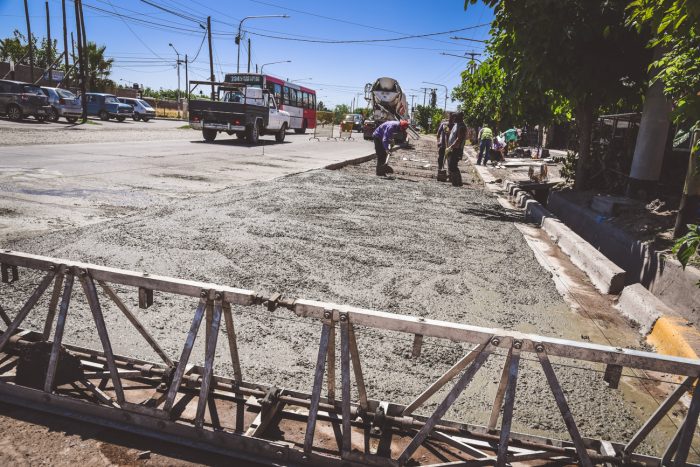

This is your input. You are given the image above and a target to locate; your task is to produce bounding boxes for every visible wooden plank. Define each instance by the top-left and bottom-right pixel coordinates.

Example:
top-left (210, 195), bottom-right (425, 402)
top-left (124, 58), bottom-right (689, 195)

top-left (163, 298), bottom-right (207, 412)
top-left (0, 270), bottom-right (56, 354)
top-left (673, 384), bottom-right (700, 466)
top-left (43, 272), bottom-right (65, 339)
top-left (398, 341), bottom-right (493, 466)
top-left (402, 343), bottom-right (485, 416)
top-left (98, 281), bottom-right (173, 366)
top-left (303, 322), bottom-right (331, 454)
top-left (293, 299), bottom-right (700, 376)
top-left (340, 318), bottom-right (352, 455)
top-left (412, 334), bottom-right (423, 358)
top-left (536, 347), bottom-right (593, 467)
top-left (624, 376), bottom-right (695, 454)
top-left (222, 302), bottom-right (242, 383)
top-left (348, 323), bottom-right (368, 413)
top-left (78, 378), bottom-right (116, 406)
top-left (431, 430), bottom-right (490, 459)
top-left (195, 298), bottom-right (223, 429)
top-left (44, 273), bottom-right (74, 393)
top-left (488, 351), bottom-right (512, 431)
top-left (327, 320), bottom-right (336, 403)
top-left (495, 345), bottom-right (520, 467)
top-left (0, 250), bottom-right (256, 305)
top-left (0, 303), bottom-right (12, 327)
top-left (80, 273), bottom-right (125, 404)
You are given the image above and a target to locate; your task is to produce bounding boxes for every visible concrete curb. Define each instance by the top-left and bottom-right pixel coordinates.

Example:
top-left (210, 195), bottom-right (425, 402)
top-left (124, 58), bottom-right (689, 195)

top-left (324, 153), bottom-right (376, 171)
top-left (615, 283), bottom-right (667, 335)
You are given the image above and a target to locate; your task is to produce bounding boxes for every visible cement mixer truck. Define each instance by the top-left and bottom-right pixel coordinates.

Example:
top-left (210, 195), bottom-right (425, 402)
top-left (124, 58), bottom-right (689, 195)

top-left (362, 77), bottom-right (413, 141)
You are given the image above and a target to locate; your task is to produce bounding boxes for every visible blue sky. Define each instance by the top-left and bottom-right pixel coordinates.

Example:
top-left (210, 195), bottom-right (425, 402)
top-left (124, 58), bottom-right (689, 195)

top-left (1, 0), bottom-right (493, 110)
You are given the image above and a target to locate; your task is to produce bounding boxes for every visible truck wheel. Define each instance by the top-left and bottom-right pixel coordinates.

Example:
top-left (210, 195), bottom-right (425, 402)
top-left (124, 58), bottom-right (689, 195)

top-left (133, 114), bottom-right (140, 121)
top-left (116, 116), bottom-right (126, 122)
top-left (275, 123), bottom-right (287, 142)
top-left (246, 122), bottom-right (259, 144)
top-left (7, 105), bottom-right (22, 121)
top-left (202, 128), bottom-right (217, 142)
top-left (99, 110), bottom-right (109, 121)
top-left (235, 132), bottom-right (245, 139)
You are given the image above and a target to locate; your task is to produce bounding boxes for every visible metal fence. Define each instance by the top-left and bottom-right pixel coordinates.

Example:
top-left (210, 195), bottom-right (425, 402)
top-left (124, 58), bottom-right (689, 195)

top-left (0, 250), bottom-right (698, 466)
top-left (310, 123), bottom-right (338, 141)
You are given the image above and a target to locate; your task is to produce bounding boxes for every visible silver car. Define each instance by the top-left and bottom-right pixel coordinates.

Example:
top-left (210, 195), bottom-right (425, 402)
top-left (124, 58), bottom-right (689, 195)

top-left (41, 87), bottom-right (82, 123)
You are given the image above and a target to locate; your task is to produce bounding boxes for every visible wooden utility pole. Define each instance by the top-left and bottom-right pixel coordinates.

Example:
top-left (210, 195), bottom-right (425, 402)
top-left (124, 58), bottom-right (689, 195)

top-left (61, 0), bottom-right (69, 83)
top-left (46, 2), bottom-right (52, 85)
top-left (184, 54), bottom-right (188, 99)
top-left (247, 38), bottom-right (251, 73)
top-left (207, 16), bottom-right (215, 100)
top-left (24, 0), bottom-right (35, 82)
top-left (74, 0), bottom-right (87, 119)
top-left (674, 129), bottom-right (700, 237)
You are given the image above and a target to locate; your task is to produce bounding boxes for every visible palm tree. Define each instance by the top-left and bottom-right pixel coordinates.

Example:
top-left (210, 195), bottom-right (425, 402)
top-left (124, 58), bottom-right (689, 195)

top-left (84, 41), bottom-right (114, 92)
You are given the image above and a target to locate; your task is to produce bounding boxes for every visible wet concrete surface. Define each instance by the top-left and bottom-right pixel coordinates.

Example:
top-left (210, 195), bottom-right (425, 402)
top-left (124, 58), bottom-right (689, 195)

top-left (0, 130), bottom-right (696, 462)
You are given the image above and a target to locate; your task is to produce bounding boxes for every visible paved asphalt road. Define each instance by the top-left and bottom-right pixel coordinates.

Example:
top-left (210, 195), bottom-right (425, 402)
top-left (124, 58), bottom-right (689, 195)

top-left (0, 118), bottom-right (373, 242)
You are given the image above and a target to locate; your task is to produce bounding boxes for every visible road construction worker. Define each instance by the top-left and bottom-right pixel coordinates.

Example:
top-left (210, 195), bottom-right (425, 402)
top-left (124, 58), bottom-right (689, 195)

top-left (445, 112), bottom-right (467, 186)
top-left (476, 123), bottom-right (494, 165)
top-left (436, 113), bottom-right (455, 181)
top-left (373, 120), bottom-right (409, 176)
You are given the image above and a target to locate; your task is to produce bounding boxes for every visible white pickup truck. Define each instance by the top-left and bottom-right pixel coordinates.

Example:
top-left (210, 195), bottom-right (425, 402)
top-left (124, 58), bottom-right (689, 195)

top-left (188, 81), bottom-right (291, 144)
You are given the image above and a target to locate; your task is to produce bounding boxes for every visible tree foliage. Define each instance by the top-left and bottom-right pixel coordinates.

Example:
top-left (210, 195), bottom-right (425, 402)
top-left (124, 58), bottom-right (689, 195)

top-left (412, 105), bottom-right (445, 133)
top-left (628, 0), bottom-right (700, 127)
top-left (84, 41), bottom-right (114, 92)
top-left (333, 104), bottom-right (350, 124)
top-left (465, 0), bottom-right (650, 189)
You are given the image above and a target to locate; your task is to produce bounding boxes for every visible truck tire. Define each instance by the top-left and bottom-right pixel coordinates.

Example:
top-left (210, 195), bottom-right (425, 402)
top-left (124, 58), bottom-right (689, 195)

top-left (99, 110), bottom-right (110, 121)
top-left (7, 105), bottom-right (22, 121)
top-left (202, 128), bottom-right (217, 142)
top-left (116, 116), bottom-right (126, 122)
top-left (275, 123), bottom-right (287, 142)
top-left (235, 132), bottom-right (245, 139)
top-left (246, 121), bottom-right (259, 144)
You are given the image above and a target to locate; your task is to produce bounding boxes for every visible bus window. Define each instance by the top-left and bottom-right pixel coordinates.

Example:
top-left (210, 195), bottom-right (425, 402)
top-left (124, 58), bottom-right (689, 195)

top-left (311, 94), bottom-right (316, 109)
top-left (303, 92), bottom-right (310, 109)
top-left (283, 86), bottom-right (290, 105)
top-left (289, 88), bottom-right (297, 107)
top-left (274, 84), bottom-right (282, 104)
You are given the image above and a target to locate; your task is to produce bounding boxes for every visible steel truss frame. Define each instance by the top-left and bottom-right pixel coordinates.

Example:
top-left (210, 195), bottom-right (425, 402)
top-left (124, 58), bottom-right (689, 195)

top-left (0, 250), bottom-right (698, 466)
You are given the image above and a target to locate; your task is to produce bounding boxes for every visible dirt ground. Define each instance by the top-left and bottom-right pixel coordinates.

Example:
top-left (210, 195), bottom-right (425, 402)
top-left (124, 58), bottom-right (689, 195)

top-left (1, 139), bottom-right (677, 459)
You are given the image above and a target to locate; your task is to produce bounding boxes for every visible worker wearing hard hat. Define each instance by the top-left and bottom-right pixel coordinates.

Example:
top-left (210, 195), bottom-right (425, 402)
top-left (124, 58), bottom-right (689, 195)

top-left (373, 120), bottom-right (409, 176)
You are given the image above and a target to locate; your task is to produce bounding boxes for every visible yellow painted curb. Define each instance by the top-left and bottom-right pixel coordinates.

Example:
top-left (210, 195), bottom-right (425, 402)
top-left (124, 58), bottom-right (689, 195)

top-left (647, 316), bottom-right (700, 361)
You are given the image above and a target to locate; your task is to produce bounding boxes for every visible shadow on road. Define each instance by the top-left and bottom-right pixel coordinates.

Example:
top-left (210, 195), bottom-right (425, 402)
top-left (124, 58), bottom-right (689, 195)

top-left (458, 205), bottom-right (522, 223)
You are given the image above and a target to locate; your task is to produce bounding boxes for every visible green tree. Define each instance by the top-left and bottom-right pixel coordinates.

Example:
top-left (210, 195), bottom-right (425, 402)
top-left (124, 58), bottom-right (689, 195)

top-left (316, 100), bottom-right (329, 111)
top-left (333, 104), bottom-right (350, 124)
top-left (84, 41), bottom-right (114, 92)
top-left (628, 1), bottom-right (700, 237)
top-left (413, 105), bottom-right (445, 133)
top-left (0, 30), bottom-right (30, 64)
top-left (466, 0), bottom-right (650, 189)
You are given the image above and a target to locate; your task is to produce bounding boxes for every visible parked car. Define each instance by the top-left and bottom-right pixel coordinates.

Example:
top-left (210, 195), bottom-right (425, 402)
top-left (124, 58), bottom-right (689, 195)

top-left (41, 87), bottom-right (82, 123)
top-left (343, 113), bottom-right (364, 132)
top-left (118, 97), bottom-right (156, 122)
top-left (82, 93), bottom-right (133, 121)
top-left (0, 79), bottom-right (51, 122)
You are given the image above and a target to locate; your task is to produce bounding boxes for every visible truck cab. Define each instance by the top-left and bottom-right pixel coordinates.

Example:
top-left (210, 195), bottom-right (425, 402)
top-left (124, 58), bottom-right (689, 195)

top-left (83, 93), bottom-right (133, 122)
top-left (188, 81), bottom-right (290, 145)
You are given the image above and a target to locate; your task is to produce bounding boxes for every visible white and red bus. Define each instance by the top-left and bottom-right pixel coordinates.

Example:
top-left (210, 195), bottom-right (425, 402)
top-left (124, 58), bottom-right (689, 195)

top-left (224, 73), bottom-right (316, 134)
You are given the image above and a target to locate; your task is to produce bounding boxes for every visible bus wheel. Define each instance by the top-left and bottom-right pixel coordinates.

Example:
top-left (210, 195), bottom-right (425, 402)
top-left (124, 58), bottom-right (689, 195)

top-left (275, 123), bottom-right (287, 142)
top-left (294, 125), bottom-right (306, 135)
top-left (203, 128), bottom-right (217, 142)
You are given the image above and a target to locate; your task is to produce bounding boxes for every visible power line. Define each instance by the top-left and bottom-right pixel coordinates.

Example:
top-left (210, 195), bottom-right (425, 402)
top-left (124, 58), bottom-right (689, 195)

top-left (245, 22), bottom-right (490, 44)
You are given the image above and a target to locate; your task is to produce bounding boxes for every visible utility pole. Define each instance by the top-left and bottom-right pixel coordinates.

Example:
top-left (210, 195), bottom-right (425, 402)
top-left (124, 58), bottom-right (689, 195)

top-left (184, 54), bottom-right (188, 100)
top-left (61, 0), bottom-right (69, 84)
top-left (207, 16), bottom-right (214, 100)
top-left (169, 43), bottom-right (181, 118)
top-left (79, 0), bottom-right (87, 89)
top-left (46, 2), bottom-right (52, 85)
top-left (73, 0), bottom-right (87, 119)
top-left (247, 37), bottom-right (251, 73)
top-left (24, 0), bottom-right (34, 82)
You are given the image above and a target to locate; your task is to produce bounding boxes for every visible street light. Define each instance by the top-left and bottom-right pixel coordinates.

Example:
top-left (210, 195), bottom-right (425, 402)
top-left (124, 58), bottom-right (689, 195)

top-left (260, 60), bottom-right (291, 74)
top-left (169, 42), bottom-right (181, 118)
top-left (237, 15), bottom-right (289, 73)
top-left (423, 81), bottom-right (448, 112)
top-left (290, 77), bottom-right (311, 83)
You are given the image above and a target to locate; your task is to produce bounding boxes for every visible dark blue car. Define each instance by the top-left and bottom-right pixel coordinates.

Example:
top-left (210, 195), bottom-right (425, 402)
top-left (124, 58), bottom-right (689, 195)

top-left (82, 93), bottom-right (133, 122)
